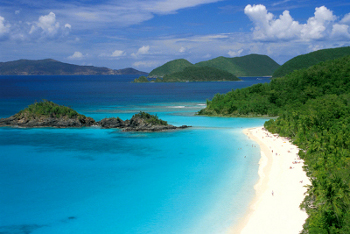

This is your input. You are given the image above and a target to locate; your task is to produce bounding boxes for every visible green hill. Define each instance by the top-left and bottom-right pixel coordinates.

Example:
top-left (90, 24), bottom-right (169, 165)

top-left (162, 66), bottom-right (240, 82)
top-left (195, 54), bottom-right (280, 77)
top-left (273, 46), bottom-right (350, 77)
top-left (198, 56), bottom-right (350, 233)
top-left (149, 54), bottom-right (280, 78)
top-left (0, 59), bottom-right (147, 75)
top-left (148, 59), bottom-right (193, 77)
top-left (199, 55), bottom-right (350, 117)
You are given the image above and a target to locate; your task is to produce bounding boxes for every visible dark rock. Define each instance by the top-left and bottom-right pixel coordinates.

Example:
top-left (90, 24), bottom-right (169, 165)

top-left (97, 117), bottom-right (126, 128)
top-left (0, 115), bottom-right (95, 128)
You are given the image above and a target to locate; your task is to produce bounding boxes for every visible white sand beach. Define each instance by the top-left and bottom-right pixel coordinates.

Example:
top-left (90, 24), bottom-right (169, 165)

top-left (232, 127), bottom-right (310, 234)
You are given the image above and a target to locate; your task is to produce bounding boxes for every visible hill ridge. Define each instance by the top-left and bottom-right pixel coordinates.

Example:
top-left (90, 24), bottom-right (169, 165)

top-left (149, 54), bottom-right (280, 78)
top-left (272, 46), bottom-right (350, 77)
top-left (0, 59), bottom-right (147, 75)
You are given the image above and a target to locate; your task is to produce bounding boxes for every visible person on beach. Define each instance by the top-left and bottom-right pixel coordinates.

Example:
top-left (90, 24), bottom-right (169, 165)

top-left (272, 190), bottom-right (274, 196)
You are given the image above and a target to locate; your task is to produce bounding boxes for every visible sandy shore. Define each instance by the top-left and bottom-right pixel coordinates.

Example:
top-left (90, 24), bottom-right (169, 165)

top-left (232, 127), bottom-right (310, 234)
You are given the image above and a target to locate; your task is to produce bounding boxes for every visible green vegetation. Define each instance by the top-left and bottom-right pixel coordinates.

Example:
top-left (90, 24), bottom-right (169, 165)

top-left (162, 66), bottom-right (240, 82)
top-left (199, 56), bottom-right (350, 117)
top-left (133, 111), bottom-right (168, 125)
top-left (148, 59), bottom-right (193, 77)
top-left (148, 54), bottom-right (279, 82)
top-left (16, 100), bottom-right (85, 119)
top-left (195, 54), bottom-right (280, 77)
top-left (199, 55), bottom-right (350, 233)
top-left (273, 46), bottom-right (350, 78)
top-left (133, 76), bottom-right (149, 83)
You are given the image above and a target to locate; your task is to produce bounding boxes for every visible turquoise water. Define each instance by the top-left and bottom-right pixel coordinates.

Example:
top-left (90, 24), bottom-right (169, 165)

top-left (0, 76), bottom-right (269, 233)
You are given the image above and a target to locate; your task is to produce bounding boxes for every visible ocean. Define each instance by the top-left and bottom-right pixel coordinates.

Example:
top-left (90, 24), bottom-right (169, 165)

top-left (0, 75), bottom-right (269, 234)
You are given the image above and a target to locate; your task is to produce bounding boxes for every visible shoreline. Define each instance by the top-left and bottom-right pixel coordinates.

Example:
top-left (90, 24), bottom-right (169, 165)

top-left (231, 127), bottom-right (310, 234)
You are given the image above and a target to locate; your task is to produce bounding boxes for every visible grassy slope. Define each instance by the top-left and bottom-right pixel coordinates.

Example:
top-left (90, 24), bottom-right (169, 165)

top-left (195, 54), bottom-right (280, 76)
top-left (194, 56), bottom-right (245, 76)
top-left (162, 66), bottom-right (240, 82)
top-left (273, 46), bottom-right (350, 78)
top-left (148, 59), bottom-right (193, 77)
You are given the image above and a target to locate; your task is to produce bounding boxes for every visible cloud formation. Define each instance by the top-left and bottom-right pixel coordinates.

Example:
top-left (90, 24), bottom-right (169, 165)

top-left (0, 11), bottom-right (71, 42)
top-left (111, 50), bottom-right (126, 57)
top-left (68, 51), bottom-right (84, 59)
top-left (0, 16), bottom-right (10, 38)
top-left (244, 4), bottom-right (350, 41)
top-left (133, 60), bottom-right (159, 68)
top-left (29, 12), bottom-right (71, 39)
top-left (132, 45), bottom-right (150, 57)
top-left (228, 49), bottom-right (243, 57)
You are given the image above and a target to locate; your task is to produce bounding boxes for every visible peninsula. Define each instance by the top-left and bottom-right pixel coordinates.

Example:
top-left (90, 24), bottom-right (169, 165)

top-left (0, 100), bottom-right (189, 132)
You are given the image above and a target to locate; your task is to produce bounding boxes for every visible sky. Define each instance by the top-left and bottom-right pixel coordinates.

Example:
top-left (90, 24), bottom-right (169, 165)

top-left (0, 0), bottom-right (350, 72)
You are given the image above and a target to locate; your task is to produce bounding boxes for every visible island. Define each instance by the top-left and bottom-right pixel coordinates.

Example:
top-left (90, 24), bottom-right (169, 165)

top-left (134, 54), bottom-right (280, 82)
top-left (0, 59), bottom-right (148, 75)
top-left (0, 100), bottom-right (190, 132)
top-left (98, 111), bottom-right (189, 132)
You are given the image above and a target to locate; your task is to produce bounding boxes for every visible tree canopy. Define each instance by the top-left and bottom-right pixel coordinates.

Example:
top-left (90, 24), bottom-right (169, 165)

top-left (199, 55), bottom-right (350, 233)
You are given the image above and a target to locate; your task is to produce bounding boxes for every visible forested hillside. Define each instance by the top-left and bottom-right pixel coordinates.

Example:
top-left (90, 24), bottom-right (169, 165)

top-left (148, 59), bottom-right (193, 77)
top-left (273, 46), bottom-right (350, 78)
top-left (148, 54), bottom-right (280, 78)
top-left (162, 66), bottom-right (240, 82)
top-left (195, 54), bottom-right (280, 77)
top-left (199, 55), bottom-right (350, 233)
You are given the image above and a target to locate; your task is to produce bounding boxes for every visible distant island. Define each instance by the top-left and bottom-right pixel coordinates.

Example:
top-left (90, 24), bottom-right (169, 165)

top-left (0, 59), bottom-right (148, 75)
top-left (0, 100), bottom-right (189, 132)
top-left (134, 54), bottom-right (279, 82)
top-left (134, 66), bottom-right (240, 82)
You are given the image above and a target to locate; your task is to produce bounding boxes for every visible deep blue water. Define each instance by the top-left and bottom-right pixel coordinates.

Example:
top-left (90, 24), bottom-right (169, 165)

top-left (0, 75), bottom-right (270, 234)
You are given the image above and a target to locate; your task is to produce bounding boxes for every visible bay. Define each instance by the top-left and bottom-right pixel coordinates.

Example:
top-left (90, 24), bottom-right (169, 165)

top-left (0, 75), bottom-right (270, 234)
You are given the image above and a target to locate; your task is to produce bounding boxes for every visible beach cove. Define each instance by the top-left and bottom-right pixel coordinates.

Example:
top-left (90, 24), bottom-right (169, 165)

top-left (233, 127), bottom-right (310, 234)
top-left (0, 75), bottom-right (273, 234)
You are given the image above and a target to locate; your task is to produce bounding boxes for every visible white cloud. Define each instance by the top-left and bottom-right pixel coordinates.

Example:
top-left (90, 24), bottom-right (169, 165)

top-left (28, 12), bottom-right (71, 39)
top-left (0, 16), bottom-right (10, 37)
top-left (244, 4), bottom-right (340, 41)
top-left (228, 49), bottom-right (243, 57)
top-left (341, 13), bottom-right (350, 24)
top-left (15, 10), bottom-right (21, 15)
top-left (37, 12), bottom-right (60, 36)
top-left (68, 51), bottom-right (84, 59)
top-left (132, 45), bottom-right (150, 57)
top-left (137, 45), bottom-right (150, 54)
top-left (331, 24), bottom-right (350, 39)
top-left (179, 46), bottom-right (186, 53)
top-left (133, 60), bottom-right (159, 68)
top-left (111, 50), bottom-right (126, 57)
top-left (140, 0), bottom-right (223, 14)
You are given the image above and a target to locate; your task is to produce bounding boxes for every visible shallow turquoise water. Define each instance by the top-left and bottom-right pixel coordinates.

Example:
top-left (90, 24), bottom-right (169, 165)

top-left (0, 76), bottom-right (269, 233)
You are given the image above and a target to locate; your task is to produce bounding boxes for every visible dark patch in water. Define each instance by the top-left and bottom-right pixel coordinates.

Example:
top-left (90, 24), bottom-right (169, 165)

top-left (0, 224), bottom-right (46, 234)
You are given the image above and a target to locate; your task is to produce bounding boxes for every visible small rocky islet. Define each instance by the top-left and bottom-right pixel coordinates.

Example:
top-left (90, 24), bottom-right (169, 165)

top-left (0, 100), bottom-right (190, 132)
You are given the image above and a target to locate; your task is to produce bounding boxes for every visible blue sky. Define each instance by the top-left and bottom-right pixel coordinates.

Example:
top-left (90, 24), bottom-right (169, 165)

top-left (0, 0), bottom-right (350, 72)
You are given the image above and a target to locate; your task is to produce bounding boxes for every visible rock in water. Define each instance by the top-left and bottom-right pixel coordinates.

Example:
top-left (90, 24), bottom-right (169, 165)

top-left (0, 100), bottom-right (95, 128)
top-left (0, 102), bottom-right (190, 131)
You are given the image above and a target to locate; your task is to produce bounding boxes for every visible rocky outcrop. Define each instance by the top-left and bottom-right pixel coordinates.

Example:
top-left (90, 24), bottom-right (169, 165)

top-left (97, 114), bottom-right (190, 132)
top-left (0, 104), bottom-right (190, 132)
top-left (0, 115), bottom-right (95, 128)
